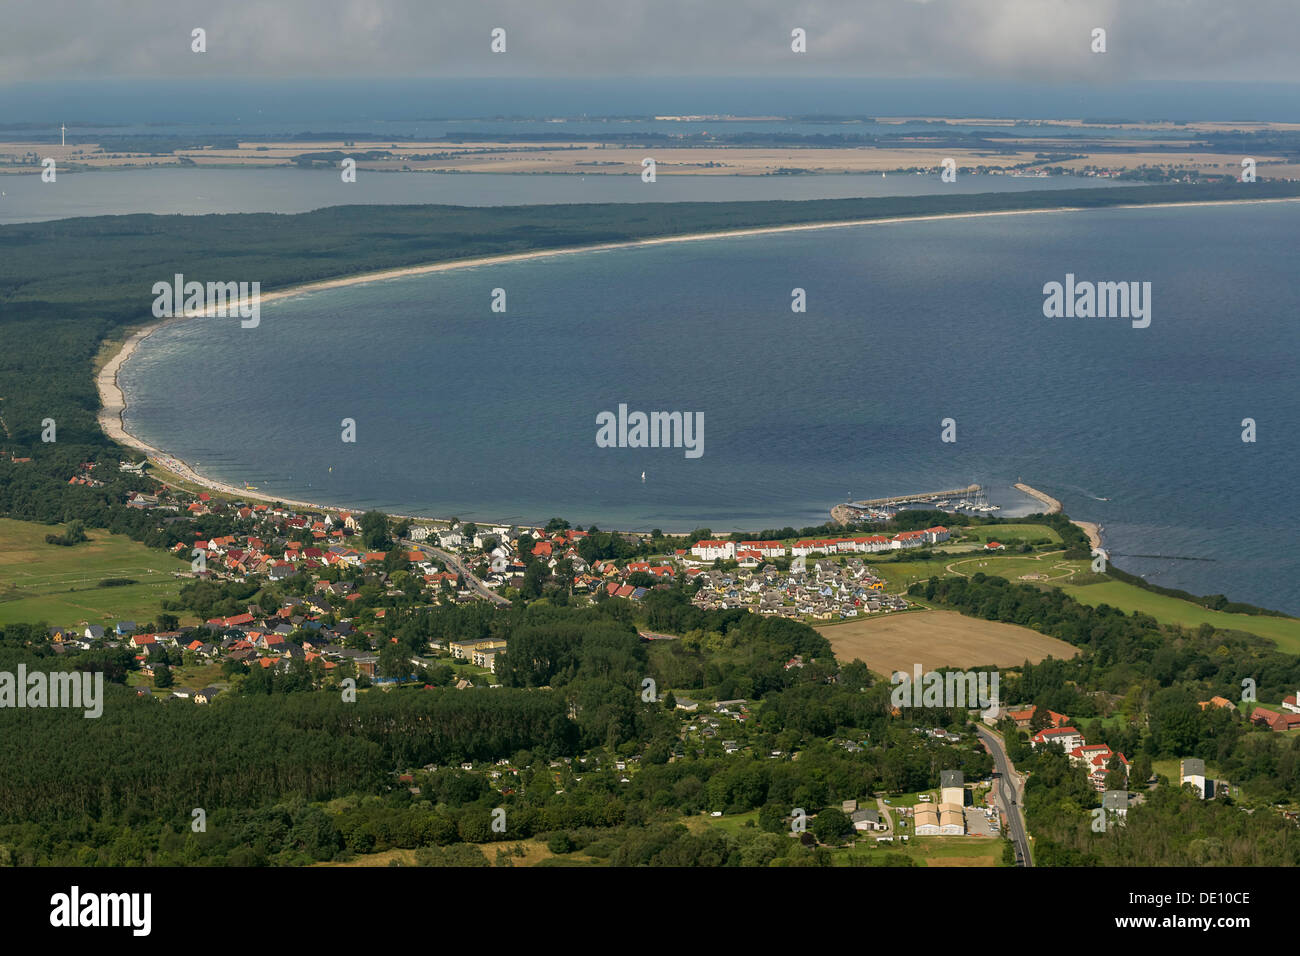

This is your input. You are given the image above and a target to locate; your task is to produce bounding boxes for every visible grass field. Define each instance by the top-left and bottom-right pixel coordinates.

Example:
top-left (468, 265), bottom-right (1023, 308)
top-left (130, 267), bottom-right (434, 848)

top-left (1062, 579), bottom-right (1300, 654)
top-left (959, 524), bottom-right (1062, 545)
top-left (687, 810), bottom-right (1004, 866)
top-left (871, 550), bottom-right (1085, 591)
top-left (946, 554), bottom-right (1088, 582)
top-left (871, 558), bottom-right (963, 590)
top-left (819, 608), bottom-right (1078, 674)
top-left (832, 835), bottom-right (1004, 867)
top-left (0, 517), bottom-right (191, 627)
top-left (127, 661), bottom-right (227, 695)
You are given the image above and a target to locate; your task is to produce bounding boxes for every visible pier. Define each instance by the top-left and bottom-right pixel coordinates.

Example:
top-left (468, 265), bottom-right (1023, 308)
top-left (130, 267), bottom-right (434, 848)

top-left (846, 484), bottom-right (981, 508)
top-left (831, 484), bottom-right (981, 525)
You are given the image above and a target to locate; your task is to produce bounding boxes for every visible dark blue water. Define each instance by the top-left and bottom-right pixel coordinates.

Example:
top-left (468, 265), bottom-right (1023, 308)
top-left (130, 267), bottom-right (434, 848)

top-left (120, 201), bottom-right (1300, 612)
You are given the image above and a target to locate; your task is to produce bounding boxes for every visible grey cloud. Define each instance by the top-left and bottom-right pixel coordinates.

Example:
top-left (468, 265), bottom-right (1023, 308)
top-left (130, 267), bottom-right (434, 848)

top-left (2, 0), bottom-right (1297, 83)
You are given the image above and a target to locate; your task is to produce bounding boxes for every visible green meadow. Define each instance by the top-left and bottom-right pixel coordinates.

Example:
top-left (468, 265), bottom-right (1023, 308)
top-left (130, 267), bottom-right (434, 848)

top-left (1062, 579), bottom-right (1300, 654)
top-left (0, 517), bottom-right (191, 628)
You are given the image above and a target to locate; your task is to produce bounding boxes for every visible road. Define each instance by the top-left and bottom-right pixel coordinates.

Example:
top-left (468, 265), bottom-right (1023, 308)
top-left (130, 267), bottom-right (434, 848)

top-left (404, 539), bottom-right (512, 606)
top-left (976, 724), bottom-right (1033, 867)
top-left (875, 796), bottom-right (895, 834)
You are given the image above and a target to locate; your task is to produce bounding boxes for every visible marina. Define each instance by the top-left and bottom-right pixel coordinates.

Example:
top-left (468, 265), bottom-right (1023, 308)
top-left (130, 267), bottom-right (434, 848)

top-left (832, 484), bottom-right (1002, 525)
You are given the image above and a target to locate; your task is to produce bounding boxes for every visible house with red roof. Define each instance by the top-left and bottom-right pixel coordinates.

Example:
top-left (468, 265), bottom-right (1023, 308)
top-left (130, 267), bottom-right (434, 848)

top-left (690, 540), bottom-right (735, 561)
top-left (738, 541), bottom-right (786, 559)
top-left (1031, 727), bottom-right (1084, 752)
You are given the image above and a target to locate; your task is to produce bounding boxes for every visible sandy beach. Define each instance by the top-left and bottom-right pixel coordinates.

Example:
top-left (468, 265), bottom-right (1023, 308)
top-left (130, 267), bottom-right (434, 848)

top-left (1014, 482), bottom-right (1103, 551)
top-left (97, 195), bottom-right (1296, 523)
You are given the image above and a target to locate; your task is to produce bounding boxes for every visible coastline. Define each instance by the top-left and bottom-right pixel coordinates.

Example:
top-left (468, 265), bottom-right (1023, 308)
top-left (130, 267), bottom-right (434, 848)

top-left (97, 194), bottom-right (1296, 527)
top-left (1014, 481), bottom-right (1103, 551)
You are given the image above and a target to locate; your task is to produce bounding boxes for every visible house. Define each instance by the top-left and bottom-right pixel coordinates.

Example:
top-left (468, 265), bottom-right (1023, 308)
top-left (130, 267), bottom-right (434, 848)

top-left (851, 809), bottom-right (886, 832)
top-left (1180, 758), bottom-right (1213, 799)
top-left (913, 804), bottom-right (940, 835)
top-left (194, 687), bottom-right (222, 705)
top-left (913, 804), bottom-right (964, 835)
top-left (674, 697), bottom-right (699, 712)
top-left (984, 541), bottom-right (1006, 551)
top-left (1006, 705), bottom-right (1037, 727)
top-left (936, 803), bottom-right (965, 835)
top-left (1265, 710), bottom-right (1300, 733)
top-left (1248, 707), bottom-right (1300, 738)
top-left (1198, 696), bottom-right (1236, 712)
top-left (690, 540), bottom-right (736, 562)
top-left (940, 770), bottom-right (966, 807)
top-left (115, 621), bottom-right (138, 636)
top-left (472, 644), bottom-right (506, 673)
top-left (450, 637), bottom-right (507, 660)
top-left (1031, 727), bottom-right (1085, 753)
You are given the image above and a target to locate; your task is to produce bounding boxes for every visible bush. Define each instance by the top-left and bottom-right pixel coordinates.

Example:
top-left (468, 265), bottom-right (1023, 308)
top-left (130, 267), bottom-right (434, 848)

top-left (547, 832), bottom-right (576, 854)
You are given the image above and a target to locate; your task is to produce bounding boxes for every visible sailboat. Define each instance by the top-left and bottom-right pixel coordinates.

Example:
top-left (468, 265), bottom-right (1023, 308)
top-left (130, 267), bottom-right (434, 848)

top-left (641, 471), bottom-right (646, 482)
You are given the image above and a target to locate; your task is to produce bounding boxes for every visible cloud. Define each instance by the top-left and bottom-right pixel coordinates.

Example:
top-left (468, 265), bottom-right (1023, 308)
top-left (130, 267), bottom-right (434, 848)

top-left (1, 0), bottom-right (1297, 84)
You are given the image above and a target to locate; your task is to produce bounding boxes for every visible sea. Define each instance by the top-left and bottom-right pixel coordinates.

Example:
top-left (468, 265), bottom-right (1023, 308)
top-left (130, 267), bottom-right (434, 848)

top-left (118, 200), bottom-right (1300, 614)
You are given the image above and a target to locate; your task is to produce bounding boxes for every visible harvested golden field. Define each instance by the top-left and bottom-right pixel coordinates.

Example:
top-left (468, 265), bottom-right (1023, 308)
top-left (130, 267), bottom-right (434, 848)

top-left (819, 609), bottom-right (1077, 675)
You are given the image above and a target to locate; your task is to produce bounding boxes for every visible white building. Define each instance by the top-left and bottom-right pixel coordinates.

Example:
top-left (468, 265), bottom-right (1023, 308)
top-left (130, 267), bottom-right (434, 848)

top-left (690, 540), bottom-right (736, 561)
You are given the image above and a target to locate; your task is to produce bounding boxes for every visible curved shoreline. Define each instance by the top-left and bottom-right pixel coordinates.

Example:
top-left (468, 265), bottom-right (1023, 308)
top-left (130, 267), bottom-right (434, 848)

top-left (97, 194), bottom-right (1297, 526)
top-left (1014, 482), bottom-right (1103, 551)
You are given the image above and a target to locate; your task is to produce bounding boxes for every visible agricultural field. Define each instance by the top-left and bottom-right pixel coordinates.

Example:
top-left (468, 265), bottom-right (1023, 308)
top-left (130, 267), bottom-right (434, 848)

top-left (1061, 578), bottom-right (1300, 654)
top-left (0, 517), bottom-right (192, 627)
top-left (819, 608), bottom-right (1078, 675)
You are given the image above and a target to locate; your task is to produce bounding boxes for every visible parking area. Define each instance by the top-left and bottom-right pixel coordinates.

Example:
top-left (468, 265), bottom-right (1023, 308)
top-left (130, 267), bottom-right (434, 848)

top-left (964, 806), bottom-right (999, 837)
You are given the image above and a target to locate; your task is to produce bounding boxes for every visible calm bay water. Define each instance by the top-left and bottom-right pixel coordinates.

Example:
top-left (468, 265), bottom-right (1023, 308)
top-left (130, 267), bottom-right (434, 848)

top-left (0, 167), bottom-right (1123, 224)
top-left (120, 202), bottom-right (1300, 612)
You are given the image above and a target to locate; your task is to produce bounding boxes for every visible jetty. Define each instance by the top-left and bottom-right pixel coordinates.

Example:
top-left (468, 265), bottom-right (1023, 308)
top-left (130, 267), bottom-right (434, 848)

top-left (1013, 482), bottom-right (1061, 514)
top-left (1014, 481), bottom-right (1103, 551)
top-left (832, 484), bottom-right (981, 525)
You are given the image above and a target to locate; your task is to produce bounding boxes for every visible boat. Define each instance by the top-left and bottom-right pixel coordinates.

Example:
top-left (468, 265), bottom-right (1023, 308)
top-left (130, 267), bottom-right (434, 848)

top-left (641, 471), bottom-right (646, 482)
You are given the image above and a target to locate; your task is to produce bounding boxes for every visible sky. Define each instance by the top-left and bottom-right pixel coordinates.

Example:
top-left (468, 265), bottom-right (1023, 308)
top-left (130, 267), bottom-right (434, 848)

top-left (3, 0), bottom-right (1298, 86)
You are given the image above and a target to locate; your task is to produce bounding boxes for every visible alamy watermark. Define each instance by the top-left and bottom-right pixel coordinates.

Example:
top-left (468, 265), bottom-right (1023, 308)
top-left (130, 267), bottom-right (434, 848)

top-left (152, 273), bottom-right (261, 328)
top-left (891, 664), bottom-right (999, 710)
top-left (0, 665), bottom-right (103, 718)
top-left (1043, 273), bottom-right (1151, 329)
top-left (596, 404), bottom-right (703, 459)
top-left (50, 886), bottom-right (150, 936)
